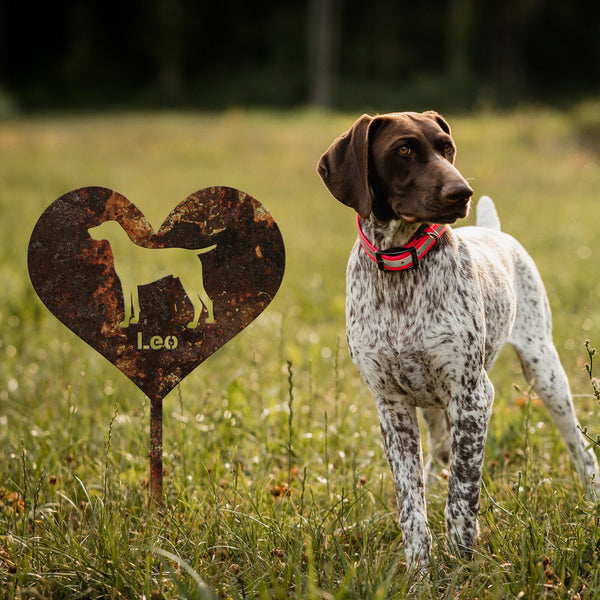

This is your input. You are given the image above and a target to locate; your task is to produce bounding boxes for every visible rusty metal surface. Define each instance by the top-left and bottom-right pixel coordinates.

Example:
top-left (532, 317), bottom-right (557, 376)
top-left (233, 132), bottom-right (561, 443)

top-left (150, 397), bottom-right (163, 505)
top-left (28, 186), bottom-right (286, 403)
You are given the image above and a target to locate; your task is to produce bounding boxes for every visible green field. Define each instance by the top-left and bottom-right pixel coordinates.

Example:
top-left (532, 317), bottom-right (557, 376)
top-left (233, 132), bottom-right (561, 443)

top-left (1, 105), bottom-right (600, 599)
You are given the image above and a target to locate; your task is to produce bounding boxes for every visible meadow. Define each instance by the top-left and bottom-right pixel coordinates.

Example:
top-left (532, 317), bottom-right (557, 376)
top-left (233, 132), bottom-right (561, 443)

top-left (1, 104), bottom-right (600, 599)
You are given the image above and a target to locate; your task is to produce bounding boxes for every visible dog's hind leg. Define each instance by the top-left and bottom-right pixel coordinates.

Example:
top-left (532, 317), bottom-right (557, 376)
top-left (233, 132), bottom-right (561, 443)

top-left (509, 258), bottom-right (600, 495)
top-left (197, 284), bottom-right (214, 324)
top-left (422, 407), bottom-right (451, 488)
top-left (179, 278), bottom-right (214, 328)
top-left (511, 336), bottom-right (599, 495)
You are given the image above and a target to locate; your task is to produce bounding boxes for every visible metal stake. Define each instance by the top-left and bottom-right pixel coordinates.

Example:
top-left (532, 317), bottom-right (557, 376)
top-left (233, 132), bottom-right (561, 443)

top-left (150, 397), bottom-right (163, 506)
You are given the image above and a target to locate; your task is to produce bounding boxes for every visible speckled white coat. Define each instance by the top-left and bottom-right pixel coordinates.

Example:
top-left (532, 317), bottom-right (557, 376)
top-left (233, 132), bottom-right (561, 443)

top-left (318, 111), bottom-right (599, 567)
top-left (345, 197), bottom-right (599, 565)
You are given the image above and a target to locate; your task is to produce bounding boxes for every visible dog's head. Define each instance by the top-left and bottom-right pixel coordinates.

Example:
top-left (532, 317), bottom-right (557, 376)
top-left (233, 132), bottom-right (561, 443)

top-left (87, 220), bottom-right (123, 244)
top-left (317, 111), bottom-right (473, 224)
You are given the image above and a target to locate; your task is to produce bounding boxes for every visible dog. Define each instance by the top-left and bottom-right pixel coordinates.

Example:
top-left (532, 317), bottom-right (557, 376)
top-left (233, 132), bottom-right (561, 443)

top-left (317, 111), bottom-right (599, 565)
top-left (88, 220), bottom-right (216, 328)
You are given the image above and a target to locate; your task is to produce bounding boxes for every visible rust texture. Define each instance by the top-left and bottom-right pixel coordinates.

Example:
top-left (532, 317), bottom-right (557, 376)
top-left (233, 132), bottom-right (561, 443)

top-left (28, 186), bottom-right (286, 403)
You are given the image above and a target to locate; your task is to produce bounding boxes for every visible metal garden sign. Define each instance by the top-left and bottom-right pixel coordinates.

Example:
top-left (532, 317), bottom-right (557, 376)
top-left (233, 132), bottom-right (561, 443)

top-left (28, 186), bottom-right (285, 503)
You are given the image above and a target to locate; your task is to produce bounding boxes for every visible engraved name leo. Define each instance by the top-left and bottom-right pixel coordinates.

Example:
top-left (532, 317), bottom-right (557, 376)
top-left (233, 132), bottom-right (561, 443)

top-left (137, 332), bottom-right (179, 350)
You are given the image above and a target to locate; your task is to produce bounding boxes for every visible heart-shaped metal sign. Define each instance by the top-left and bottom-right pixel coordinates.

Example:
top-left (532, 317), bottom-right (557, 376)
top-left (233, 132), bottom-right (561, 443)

top-left (28, 186), bottom-right (285, 402)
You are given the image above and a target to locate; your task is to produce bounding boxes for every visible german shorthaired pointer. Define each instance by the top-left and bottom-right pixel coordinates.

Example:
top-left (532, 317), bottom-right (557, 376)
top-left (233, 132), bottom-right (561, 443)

top-left (317, 111), bottom-right (599, 565)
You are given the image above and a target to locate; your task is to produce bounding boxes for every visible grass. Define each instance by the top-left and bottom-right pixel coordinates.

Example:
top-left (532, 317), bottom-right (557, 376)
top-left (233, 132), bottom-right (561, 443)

top-left (1, 103), bottom-right (600, 598)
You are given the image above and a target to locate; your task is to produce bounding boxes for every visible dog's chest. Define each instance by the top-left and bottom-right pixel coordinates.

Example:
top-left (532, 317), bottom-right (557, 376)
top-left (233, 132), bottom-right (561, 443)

top-left (346, 239), bottom-right (474, 332)
top-left (345, 241), bottom-right (489, 405)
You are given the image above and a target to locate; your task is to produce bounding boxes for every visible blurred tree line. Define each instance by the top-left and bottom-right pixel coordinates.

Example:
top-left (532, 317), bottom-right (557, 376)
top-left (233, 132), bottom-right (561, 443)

top-left (1, 0), bottom-right (600, 113)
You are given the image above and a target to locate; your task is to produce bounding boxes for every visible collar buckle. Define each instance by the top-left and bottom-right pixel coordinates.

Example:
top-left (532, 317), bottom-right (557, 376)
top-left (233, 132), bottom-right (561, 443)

top-left (423, 226), bottom-right (443, 241)
top-left (375, 246), bottom-right (419, 271)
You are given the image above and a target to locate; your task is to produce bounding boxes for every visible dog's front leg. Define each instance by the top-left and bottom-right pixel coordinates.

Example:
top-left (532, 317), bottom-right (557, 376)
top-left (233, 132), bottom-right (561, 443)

top-left (119, 285), bottom-right (133, 328)
top-left (376, 397), bottom-right (431, 567)
top-left (445, 372), bottom-right (494, 557)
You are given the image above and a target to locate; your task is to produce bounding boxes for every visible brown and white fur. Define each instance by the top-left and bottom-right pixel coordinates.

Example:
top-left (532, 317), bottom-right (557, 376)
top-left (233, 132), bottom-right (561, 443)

top-left (317, 111), bottom-right (599, 565)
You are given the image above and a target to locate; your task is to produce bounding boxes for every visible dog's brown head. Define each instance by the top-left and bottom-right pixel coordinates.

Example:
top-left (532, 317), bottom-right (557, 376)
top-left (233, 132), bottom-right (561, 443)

top-left (317, 111), bottom-right (473, 224)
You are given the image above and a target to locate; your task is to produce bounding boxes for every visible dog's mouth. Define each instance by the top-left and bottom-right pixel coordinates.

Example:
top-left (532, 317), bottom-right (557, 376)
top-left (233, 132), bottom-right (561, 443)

top-left (399, 197), bottom-right (472, 225)
top-left (447, 199), bottom-right (472, 222)
top-left (399, 213), bottom-right (419, 223)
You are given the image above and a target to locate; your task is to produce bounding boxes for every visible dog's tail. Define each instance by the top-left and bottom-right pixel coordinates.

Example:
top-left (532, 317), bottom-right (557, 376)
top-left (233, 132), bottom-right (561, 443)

top-left (475, 196), bottom-right (501, 231)
top-left (194, 244), bottom-right (217, 255)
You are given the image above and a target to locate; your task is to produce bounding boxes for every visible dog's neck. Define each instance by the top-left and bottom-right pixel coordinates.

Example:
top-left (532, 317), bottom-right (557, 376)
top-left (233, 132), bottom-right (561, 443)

top-left (359, 214), bottom-right (425, 249)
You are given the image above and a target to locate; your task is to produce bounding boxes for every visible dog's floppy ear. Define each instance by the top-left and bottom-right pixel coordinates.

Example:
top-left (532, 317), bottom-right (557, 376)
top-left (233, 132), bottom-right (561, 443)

top-left (317, 114), bottom-right (376, 219)
top-left (422, 110), bottom-right (451, 135)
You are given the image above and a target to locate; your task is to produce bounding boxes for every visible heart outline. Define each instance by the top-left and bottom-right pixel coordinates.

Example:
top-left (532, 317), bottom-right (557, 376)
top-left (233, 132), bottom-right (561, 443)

top-left (28, 186), bottom-right (285, 402)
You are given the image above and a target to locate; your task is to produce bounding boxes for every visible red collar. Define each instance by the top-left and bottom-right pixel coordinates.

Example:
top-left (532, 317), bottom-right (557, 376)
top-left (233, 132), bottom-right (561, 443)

top-left (357, 215), bottom-right (446, 271)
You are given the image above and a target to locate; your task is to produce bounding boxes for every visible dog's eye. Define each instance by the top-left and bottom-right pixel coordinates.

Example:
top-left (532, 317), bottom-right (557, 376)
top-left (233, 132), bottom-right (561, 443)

top-left (398, 145), bottom-right (412, 156)
top-left (443, 143), bottom-right (454, 156)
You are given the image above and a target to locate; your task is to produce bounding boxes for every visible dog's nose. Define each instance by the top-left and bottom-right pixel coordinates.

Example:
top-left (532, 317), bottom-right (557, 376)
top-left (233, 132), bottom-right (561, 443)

top-left (443, 182), bottom-right (473, 204)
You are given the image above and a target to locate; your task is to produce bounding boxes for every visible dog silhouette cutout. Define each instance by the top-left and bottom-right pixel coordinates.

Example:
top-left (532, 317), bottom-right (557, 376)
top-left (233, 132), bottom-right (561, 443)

top-left (88, 220), bottom-right (216, 329)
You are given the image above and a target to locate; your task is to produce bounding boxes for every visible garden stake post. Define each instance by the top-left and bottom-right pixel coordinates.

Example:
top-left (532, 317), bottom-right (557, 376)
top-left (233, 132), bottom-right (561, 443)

top-left (150, 397), bottom-right (163, 505)
top-left (28, 186), bottom-right (285, 507)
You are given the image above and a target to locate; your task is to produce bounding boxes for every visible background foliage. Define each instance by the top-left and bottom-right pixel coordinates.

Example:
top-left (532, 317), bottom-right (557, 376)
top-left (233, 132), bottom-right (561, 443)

top-left (2, 0), bottom-right (600, 113)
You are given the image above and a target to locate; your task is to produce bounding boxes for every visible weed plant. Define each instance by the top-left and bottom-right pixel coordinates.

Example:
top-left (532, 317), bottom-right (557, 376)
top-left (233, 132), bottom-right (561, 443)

top-left (1, 105), bottom-right (600, 598)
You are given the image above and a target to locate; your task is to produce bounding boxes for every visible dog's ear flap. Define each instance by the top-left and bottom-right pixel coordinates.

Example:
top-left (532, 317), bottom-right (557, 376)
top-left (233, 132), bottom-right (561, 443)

top-left (316, 114), bottom-right (376, 219)
top-left (422, 110), bottom-right (451, 135)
